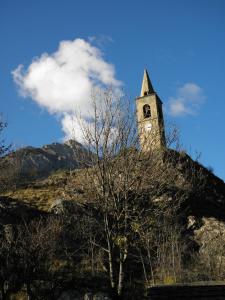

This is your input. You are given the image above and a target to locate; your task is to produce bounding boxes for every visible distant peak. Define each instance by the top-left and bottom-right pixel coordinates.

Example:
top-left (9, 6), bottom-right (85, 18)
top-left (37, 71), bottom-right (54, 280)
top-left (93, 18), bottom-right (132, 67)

top-left (140, 69), bottom-right (155, 97)
top-left (64, 139), bottom-right (82, 148)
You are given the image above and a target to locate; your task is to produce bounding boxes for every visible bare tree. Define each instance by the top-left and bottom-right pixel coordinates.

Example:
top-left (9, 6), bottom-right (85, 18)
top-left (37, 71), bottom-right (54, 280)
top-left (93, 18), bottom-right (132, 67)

top-left (10, 217), bottom-right (62, 300)
top-left (70, 88), bottom-right (183, 297)
top-left (0, 225), bottom-right (22, 300)
top-left (0, 116), bottom-right (13, 193)
top-left (0, 116), bottom-right (11, 158)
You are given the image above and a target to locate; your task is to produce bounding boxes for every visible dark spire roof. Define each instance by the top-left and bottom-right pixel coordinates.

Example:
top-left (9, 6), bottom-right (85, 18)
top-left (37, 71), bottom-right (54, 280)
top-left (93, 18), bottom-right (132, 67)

top-left (140, 69), bottom-right (155, 97)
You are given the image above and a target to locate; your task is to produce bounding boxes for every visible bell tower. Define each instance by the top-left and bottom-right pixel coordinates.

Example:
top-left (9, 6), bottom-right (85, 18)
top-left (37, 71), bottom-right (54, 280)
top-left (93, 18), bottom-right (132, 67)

top-left (136, 69), bottom-right (166, 151)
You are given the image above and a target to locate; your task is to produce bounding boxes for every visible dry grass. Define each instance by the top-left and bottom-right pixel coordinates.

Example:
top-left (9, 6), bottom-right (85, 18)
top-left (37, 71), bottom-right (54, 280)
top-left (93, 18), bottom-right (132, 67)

top-left (10, 291), bottom-right (27, 300)
top-left (2, 168), bottom-right (90, 211)
top-left (4, 186), bottom-right (64, 210)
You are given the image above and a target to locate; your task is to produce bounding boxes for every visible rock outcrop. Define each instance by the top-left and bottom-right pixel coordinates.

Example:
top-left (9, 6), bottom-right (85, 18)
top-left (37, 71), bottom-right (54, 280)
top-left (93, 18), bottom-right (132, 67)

top-left (0, 139), bottom-right (92, 188)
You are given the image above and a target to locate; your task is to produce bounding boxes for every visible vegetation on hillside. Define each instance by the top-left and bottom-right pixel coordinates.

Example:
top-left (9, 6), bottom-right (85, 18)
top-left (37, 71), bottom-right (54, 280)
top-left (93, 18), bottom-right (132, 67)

top-left (0, 91), bottom-right (225, 300)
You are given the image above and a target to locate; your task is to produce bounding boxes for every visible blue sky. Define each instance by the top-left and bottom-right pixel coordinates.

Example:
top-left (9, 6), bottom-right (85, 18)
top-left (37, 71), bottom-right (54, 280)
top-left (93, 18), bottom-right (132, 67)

top-left (0, 0), bottom-right (225, 180)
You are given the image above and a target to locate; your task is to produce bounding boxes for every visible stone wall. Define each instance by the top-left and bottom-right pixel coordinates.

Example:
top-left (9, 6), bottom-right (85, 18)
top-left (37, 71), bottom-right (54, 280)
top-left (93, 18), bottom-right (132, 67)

top-left (148, 284), bottom-right (225, 299)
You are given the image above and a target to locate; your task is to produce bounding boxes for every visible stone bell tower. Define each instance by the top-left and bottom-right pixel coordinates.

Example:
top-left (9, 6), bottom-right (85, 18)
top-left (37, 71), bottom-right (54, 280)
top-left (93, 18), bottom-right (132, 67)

top-left (136, 69), bottom-right (166, 151)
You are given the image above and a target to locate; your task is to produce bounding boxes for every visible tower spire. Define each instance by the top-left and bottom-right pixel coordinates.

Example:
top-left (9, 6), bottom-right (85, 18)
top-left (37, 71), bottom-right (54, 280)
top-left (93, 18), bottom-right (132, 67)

top-left (140, 69), bottom-right (155, 97)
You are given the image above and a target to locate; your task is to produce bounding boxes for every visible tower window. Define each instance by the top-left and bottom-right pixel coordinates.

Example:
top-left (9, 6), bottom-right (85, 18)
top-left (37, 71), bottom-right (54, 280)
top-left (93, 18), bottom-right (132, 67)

top-left (143, 104), bottom-right (151, 118)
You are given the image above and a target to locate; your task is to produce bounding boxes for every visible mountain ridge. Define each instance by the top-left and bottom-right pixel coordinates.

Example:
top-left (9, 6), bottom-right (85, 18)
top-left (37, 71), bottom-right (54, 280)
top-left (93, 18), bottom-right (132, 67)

top-left (0, 139), bottom-right (91, 189)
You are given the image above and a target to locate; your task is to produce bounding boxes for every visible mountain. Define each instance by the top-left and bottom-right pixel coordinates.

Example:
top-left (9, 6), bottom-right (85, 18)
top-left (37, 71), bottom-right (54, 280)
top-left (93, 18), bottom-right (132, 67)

top-left (0, 140), bottom-right (91, 189)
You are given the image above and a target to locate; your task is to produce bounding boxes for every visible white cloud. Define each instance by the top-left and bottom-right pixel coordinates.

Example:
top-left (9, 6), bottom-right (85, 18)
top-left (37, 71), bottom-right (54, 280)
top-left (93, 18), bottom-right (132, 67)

top-left (61, 113), bottom-right (90, 143)
top-left (168, 83), bottom-right (205, 116)
top-left (12, 38), bottom-right (122, 142)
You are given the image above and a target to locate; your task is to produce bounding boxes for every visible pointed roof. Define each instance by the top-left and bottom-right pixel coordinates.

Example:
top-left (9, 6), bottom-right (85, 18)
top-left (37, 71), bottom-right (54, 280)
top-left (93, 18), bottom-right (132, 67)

top-left (140, 69), bottom-right (155, 97)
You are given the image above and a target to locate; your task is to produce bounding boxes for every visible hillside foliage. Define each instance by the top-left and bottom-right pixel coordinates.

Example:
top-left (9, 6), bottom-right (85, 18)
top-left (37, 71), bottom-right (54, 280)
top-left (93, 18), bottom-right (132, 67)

top-left (0, 92), bottom-right (225, 299)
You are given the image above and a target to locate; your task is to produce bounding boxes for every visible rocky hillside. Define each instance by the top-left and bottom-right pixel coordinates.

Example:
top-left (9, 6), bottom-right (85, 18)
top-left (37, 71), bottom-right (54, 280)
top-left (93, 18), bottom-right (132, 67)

top-left (1, 148), bottom-right (224, 216)
top-left (0, 146), bottom-right (225, 298)
top-left (0, 139), bottom-right (92, 190)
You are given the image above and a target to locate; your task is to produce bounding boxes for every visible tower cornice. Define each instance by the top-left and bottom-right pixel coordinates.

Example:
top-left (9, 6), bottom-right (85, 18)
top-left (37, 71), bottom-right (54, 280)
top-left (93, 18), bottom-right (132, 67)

top-left (136, 92), bottom-right (163, 104)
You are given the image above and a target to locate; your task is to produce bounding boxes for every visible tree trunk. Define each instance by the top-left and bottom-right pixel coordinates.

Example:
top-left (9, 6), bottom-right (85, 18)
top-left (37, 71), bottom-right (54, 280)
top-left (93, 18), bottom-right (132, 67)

top-left (147, 247), bottom-right (155, 284)
top-left (26, 282), bottom-right (34, 300)
top-left (0, 283), bottom-right (4, 300)
top-left (0, 290), bottom-right (6, 300)
top-left (139, 250), bottom-right (148, 283)
top-left (107, 238), bottom-right (116, 290)
top-left (117, 250), bottom-right (125, 297)
top-left (0, 281), bottom-right (10, 300)
top-left (91, 242), bottom-right (95, 276)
